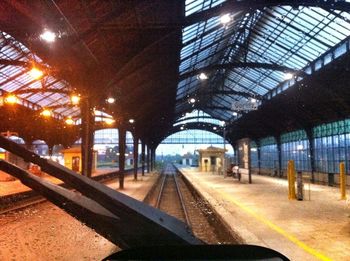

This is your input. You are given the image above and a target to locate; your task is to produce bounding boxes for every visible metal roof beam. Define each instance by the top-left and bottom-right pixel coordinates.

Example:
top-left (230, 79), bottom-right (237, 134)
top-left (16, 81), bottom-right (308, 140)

top-left (184, 0), bottom-right (350, 26)
top-left (179, 62), bottom-right (306, 81)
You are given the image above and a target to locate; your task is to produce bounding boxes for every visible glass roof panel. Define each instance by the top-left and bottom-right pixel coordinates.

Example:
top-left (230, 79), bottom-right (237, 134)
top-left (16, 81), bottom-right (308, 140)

top-left (0, 31), bottom-right (80, 119)
top-left (177, 3), bottom-right (350, 122)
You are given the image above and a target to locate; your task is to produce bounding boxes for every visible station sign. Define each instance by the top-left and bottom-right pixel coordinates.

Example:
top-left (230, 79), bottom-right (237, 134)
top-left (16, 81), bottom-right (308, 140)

top-left (231, 100), bottom-right (258, 112)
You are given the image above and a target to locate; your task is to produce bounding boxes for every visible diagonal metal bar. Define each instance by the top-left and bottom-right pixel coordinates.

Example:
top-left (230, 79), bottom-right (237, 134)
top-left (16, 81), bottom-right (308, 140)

top-left (0, 135), bottom-right (202, 248)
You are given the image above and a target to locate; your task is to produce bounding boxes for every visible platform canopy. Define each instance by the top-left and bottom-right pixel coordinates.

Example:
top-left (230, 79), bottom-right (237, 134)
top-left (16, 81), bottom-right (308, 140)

top-left (0, 1), bottom-right (350, 146)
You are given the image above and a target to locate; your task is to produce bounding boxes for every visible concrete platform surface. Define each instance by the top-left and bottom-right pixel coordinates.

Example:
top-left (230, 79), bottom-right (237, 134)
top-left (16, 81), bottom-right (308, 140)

top-left (0, 167), bottom-right (128, 197)
top-left (179, 167), bottom-right (350, 261)
top-left (0, 171), bottom-right (159, 261)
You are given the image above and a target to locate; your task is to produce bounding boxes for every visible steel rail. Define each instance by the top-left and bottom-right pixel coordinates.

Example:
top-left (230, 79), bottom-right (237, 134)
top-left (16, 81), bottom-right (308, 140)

top-left (155, 174), bottom-right (167, 209)
top-left (173, 171), bottom-right (191, 227)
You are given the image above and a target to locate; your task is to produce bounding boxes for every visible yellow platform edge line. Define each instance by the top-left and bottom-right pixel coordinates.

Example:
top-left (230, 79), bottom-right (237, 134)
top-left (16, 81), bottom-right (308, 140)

top-left (218, 191), bottom-right (333, 261)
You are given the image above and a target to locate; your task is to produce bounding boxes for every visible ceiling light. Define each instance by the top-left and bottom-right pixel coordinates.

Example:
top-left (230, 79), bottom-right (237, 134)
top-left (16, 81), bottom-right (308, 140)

top-left (129, 119), bottom-right (135, 124)
top-left (4, 94), bottom-right (18, 104)
top-left (40, 30), bottom-right (56, 42)
top-left (220, 14), bottom-right (232, 24)
top-left (41, 109), bottom-right (52, 117)
top-left (233, 112), bottom-right (238, 116)
top-left (65, 117), bottom-right (74, 125)
top-left (105, 118), bottom-right (115, 125)
top-left (107, 97), bottom-right (115, 104)
top-left (251, 98), bottom-right (257, 103)
top-left (180, 126), bottom-right (184, 130)
top-left (70, 95), bottom-right (80, 105)
top-left (189, 98), bottom-right (196, 104)
top-left (29, 67), bottom-right (44, 80)
top-left (213, 126), bottom-right (217, 130)
top-left (198, 72), bottom-right (208, 80)
top-left (284, 73), bottom-right (293, 80)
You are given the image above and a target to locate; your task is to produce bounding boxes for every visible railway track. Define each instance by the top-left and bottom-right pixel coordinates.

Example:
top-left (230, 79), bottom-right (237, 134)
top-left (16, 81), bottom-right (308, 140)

top-left (145, 164), bottom-right (241, 244)
top-left (156, 165), bottom-right (191, 226)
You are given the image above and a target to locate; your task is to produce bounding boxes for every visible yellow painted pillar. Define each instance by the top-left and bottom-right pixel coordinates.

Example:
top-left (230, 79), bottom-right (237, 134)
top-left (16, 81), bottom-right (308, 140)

top-left (288, 160), bottom-right (296, 200)
top-left (287, 160), bottom-right (291, 199)
top-left (340, 162), bottom-right (347, 200)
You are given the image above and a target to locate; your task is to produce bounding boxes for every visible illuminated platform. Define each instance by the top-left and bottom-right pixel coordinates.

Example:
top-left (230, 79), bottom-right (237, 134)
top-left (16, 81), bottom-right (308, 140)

top-left (178, 167), bottom-right (350, 261)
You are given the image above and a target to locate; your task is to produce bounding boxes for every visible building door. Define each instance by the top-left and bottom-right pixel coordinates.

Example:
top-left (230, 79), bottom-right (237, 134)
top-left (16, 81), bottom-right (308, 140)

top-left (72, 156), bottom-right (80, 172)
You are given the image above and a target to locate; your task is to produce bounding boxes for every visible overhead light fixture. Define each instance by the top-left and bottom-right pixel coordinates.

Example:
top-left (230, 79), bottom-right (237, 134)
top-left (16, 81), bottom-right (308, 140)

top-left (198, 72), bottom-right (208, 80)
top-left (220, 14), bottom-right (232, 24)
top-left (189, 98), bottom-right (196, 104)
top-left (297, 144), bottom-right (304, 150)
top-left (65, 117), bottom-right (74, 125)
top-left (40, 30), bottom-right (56, 42)
top-left (233, 112), bottom-right (238, 116)
top-left (106, 97), bottom-right (115, 104)
top-left (41, 109), bottom-right (52, 117)
top-left (180, 126), bottom-right (184, 130)
top-left (284, 72), bottom-right (293, 80)
top-left (220, 121), bottom-right (226, 127)
top-left (29, 67), bottom-right (44, 80)
top-left (105, 118), bottom-right (115, 125)
top-left (70, 94), bottom-right (80, 105)
top-left (213, 126), bottom-right (217, 130)
top-left (129, 119), bottom-right (135, 124)
top-left (251, 98), bottom-right (257, 103)
top-left (4, 94), bottom-right (18, 104)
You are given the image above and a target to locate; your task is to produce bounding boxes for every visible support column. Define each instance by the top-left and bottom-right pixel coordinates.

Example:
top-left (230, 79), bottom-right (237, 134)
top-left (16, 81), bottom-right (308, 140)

top-left (118, 126), bottom-right (126, 189)
top-left (276, 135), bottom-right (282, 177)
top-left (248, 140), bottom-right (252, 184)
top-left (150, 148), bottom-right (154, 171)
top-left (257, 141), bottom-right (261, 175)
top-left (147, 146), bottom-right (150, 173)
top-left (152, 149), bottom-right (156, 171)
top-left (81, 97), bottom-right (94, 177)
top-left (48, 145), bottom-right (54, 157)
top-left (306, 128), bottom-right (315, 183)
top-left (141, 141), bottom-right (145, 176)
top-left (133, 135), bottom-right (139, 180)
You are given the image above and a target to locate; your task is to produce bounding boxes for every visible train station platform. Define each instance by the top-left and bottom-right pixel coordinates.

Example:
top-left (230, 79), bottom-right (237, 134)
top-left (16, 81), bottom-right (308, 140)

top-left (0, 167), bottom-right (129, 197)
top-left (178, 167), bottom-right (350, 261)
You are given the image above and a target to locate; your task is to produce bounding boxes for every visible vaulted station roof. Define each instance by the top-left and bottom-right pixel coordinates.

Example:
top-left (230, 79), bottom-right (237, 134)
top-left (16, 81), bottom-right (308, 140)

top-left (0, 1), bottom-right (350, 146)
top-left (176, 0), bottom-right (350, 124)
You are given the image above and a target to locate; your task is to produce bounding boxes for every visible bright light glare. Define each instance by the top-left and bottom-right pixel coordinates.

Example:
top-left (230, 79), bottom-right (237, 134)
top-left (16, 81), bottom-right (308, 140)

top-left (65, 117), bottom-right (74, 125)
top-left (213, 127), bottom-right (217, 130)
top-left (220, 14), bottom-right (232, 24)
top-left (284, 73), bottom-right (293, 80)
top-left (105, 118), bottom-right (115, 125)
top-left (41, 109), bottom-right (52, 117)
top-left (180, 126), bottom-right (184, 130)
top-left (233, 112), bottom-right (238, 116)
top-left (297, 144), bottom-right (304, 150)
top-left (107, 97), bottom-right (115, 104)
top-left (251, 98), bottom-right (257, 103)
top-left (189, 98), bottom-right (196, 104)
top-left (71, 95), bottom-right (80, 105)
top-left (29, 67), bottom-right (44, 80)
top-left (220, 121), bottom-right (226, 126)
top-left (40, 30), bottom-right (56, 42)
top-left (5, 94), bottom-right (18, 104)
top-left (198, 72), bottom-right (208, 80)
top-left (129, 119), bottom-right (135, 124)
